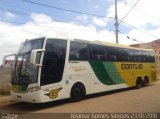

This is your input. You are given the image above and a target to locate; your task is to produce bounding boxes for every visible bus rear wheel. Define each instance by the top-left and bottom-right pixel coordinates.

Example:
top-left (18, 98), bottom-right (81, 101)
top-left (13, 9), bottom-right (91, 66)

top-left (71, 83), bottom-right (85, 101)
top-left (136, 77), bottom-right (143, 89)
top-left (143, 77), bottom-right (149, 87)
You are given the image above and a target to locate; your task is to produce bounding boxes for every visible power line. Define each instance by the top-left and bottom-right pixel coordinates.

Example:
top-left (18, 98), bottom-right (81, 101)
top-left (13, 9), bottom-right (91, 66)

top-left (22, 0), bottom-right (109, 18)
top-left (0, 1), bottom-right (32, 12)
top-left (0, 2), bottom-right (113, 26)
top-left (0, 7), bottom-right (86, 23)
top-left (1, 1), bottom-right (159, 40)
top-left (121, 20), bottom-right (159, 39)
top-left (0, 7), bottom-right (29, 16)
top-left (118, 0), bottom-right (141, 25)
top-left (0, 6), bottom-right (114, 30)
top-left (121, 0), bottom-right (160, 23)
top-left (0, 19), bottom-right (109, 32)
top-left (0, 7), bottom-right (67, 23)
top-left (0, 1), bottom-right (83, 22)
top-left (114, 0), bottom-right (160, 41)
top-left (0, 12), bottom-right (158, 43)
top-left (119, 30), bottom-right (143, 43)
top-left (1, 6), bottom-right (158, 40)
top-left (0, 19), bottom-right (116, 40)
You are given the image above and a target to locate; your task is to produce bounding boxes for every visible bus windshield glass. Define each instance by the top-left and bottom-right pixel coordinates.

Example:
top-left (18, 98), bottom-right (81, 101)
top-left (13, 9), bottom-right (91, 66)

top-left (11, 38), bottom-right (44, 85)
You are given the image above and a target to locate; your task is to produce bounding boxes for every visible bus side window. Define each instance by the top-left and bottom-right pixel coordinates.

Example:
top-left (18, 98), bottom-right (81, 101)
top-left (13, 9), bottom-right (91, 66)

top-left (69, 41), bottom-right (89, 61)
top-left (148, 52), bottom-right (155, 62)
top-left (79, 48), bottom-right (89, 60)
top-left (89, 44), bottom-right (106, 61)
top-left (141, 51), bottom-right (148, 62)
top-left (109, 55), bottom-right (117, 61)
top-left (41, 39), bottom-right (67, 86)
top-left (107, 46), bottom-right (121, 61)
top-left (133, 50), bottom-right (142, 62)
top-left (69, 54), bottom-right (78, 60)
top-left (122, 49), bottom-right (129, 62)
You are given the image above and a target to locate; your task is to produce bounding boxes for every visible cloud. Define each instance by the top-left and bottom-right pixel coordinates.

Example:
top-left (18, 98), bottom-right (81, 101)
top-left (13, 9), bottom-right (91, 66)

top-left (30, 13), bottom-right (53, 24)
top-left (75, 15), bottom-right (88, 21)
top-left (75, 15), bottom-right (89, 24)
top-left (0, 13), bottom-right (123, 64)
top-left (1, 0), bottom-right (160, 65)
top-left (107, 0), bottom-right (160, 28)
top-left (92, 17), bottom-right (107, 27)
top-left (4, 12), bottom-right (17, 20)
top-left (93, 5), bottom-right (99, 9)
top-left (106, 0), bottom-right (160, 42)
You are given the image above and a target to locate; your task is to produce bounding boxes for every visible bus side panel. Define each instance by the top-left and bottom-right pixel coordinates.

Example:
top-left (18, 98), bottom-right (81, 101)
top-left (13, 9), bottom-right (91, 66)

top-left (66, 61), bottom-right (157, 98)
top-left (67, 61), bottom-right (129, 95)
top-left (89, 61), bottom-right (128, 94)
top-left (67, 62), bottom-right (93, 95)
top-left (114, 62), bottom-right (157, 86)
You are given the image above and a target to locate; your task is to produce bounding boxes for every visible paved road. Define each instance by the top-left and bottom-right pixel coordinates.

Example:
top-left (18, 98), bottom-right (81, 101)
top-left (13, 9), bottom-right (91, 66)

top-left (0, 81), bottom-right (160, 113)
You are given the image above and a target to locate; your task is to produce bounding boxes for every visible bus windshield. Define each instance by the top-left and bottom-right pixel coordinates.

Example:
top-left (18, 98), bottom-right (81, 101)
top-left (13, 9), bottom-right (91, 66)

top-left (11, 38), bottom-right (44, 85)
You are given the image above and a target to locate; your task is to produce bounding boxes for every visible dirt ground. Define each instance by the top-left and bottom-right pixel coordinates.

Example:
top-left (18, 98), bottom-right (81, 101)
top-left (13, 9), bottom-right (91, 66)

top-left (0, 95), bottom-right (15, 106)
top-left (0, 81), bottom-right (160, 113)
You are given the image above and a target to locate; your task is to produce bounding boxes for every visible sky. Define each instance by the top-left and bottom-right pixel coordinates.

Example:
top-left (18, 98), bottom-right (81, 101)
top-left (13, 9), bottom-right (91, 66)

top-left (1, 0), bottom-right (160, 64)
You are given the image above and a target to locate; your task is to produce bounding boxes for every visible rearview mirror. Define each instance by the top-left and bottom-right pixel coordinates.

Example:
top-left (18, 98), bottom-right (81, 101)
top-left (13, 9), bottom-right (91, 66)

top-left (30, 49), bottom-right (45, 66)
top-left (2, 54), bottom-right (16, 68)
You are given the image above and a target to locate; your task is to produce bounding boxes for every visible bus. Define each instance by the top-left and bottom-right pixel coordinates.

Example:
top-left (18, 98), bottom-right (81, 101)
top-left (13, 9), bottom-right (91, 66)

top-left (10, 35), bottom-right (158, 103)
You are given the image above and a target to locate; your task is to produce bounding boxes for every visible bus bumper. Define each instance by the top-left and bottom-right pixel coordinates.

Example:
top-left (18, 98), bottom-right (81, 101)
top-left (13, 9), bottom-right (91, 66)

top-left (10, 90), bottom-right (44, 103)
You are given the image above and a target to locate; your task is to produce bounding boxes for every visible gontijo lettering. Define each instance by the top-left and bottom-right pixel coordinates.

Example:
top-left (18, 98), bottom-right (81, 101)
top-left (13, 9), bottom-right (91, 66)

top-left (121, 64), bottom-right (143, 70)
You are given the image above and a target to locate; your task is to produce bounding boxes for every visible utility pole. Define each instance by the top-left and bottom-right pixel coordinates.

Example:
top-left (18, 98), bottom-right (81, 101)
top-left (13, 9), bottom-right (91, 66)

top-left (115, 0), bottom-right (119, 43)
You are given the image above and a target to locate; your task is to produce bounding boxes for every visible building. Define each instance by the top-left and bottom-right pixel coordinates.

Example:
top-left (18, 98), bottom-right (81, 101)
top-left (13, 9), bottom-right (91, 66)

top-left (130, 39), bottom-right (160, 79)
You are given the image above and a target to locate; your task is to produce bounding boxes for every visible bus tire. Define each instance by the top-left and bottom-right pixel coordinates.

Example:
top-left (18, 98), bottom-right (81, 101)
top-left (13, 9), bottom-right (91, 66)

top-left (71, 83), bottom-right (86, 101)
top-left (136, 77), bottom-right (143, 89)
top-left (143, 76), bottom-right (149, 87)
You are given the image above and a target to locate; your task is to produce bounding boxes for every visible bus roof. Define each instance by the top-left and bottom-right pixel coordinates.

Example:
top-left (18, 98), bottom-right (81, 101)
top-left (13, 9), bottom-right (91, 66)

top-left (25, 35), bottom-right (154, 52)
top-left (73, 39), bottom-right (154, 52)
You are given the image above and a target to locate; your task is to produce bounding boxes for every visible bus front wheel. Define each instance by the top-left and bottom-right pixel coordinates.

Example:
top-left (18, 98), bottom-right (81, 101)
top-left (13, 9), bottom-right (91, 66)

top-left (71, 83), bottom-right (86, 101)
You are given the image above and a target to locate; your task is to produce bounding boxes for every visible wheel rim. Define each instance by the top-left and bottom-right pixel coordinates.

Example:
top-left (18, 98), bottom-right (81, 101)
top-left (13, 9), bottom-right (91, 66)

top-left (137, 79), bottom-right (142, 88)
top-left (143, 79), bottom-right (149, 86)
top-left (138, 83), bottom-right (141, 88)
top-left (73, 88), bottom-right (81, 98)
top-left (71, 84), bottom-right (85, 101)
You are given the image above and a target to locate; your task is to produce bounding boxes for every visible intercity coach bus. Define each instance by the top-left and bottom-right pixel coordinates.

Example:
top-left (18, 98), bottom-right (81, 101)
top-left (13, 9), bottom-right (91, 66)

top-left (10, 35), bottom-right (158, 103)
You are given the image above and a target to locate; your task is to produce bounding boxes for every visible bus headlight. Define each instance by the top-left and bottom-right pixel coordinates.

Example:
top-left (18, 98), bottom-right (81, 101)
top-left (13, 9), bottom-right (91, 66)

top-left (27, 86), bottom-right (41, 92)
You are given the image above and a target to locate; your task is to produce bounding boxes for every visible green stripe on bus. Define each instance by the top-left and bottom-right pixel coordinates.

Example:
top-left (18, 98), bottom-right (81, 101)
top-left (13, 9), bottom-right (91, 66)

top-left (102, 62), bottom-right (124, 84)
top-left (89, 61), bottom-right (124, 85)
